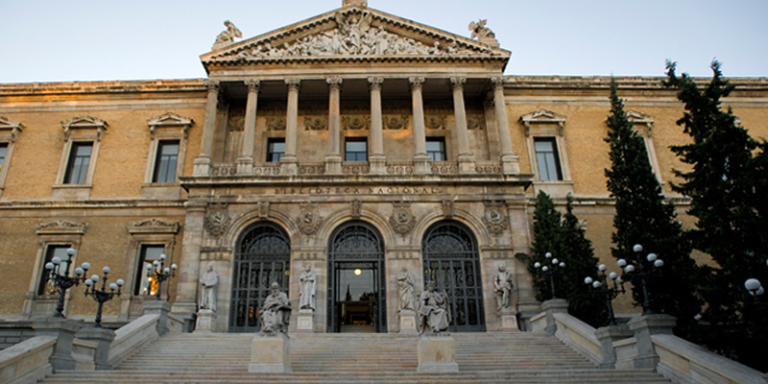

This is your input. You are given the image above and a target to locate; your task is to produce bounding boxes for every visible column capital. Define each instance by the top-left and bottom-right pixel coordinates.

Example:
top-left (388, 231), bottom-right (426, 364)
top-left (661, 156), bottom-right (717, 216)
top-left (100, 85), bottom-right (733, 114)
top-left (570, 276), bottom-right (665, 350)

top-left (408, 77), bottom-right (425, 90)
top-left (491, 76), bottom-right (505, 89)
top-left (244, 79), bottom-right (261, 91)
top-left (285, 78), bottom-right (301, 90)
top-left (327, 76), bottom-right (343, 90)
top-left (204, 79), bottom-right (220, 92)
top-left (368, 77), bottom-right (384, 90)
top-left (450, 77), bottom-right (467, 90)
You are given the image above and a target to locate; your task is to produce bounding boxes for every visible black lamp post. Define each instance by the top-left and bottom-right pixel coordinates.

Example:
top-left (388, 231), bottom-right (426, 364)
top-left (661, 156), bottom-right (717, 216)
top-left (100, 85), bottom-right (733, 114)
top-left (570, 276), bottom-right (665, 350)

top-left (744, 259), bottom-right (767, 311)
top-left (44, 247), bottom-right (90, 318)
top-left (617, 244), bottom-right (664, 315)
top-left (535, 252), bottom-right (566, 299)
top-left (83, 267), bottom-right (124, 328)
top-left (585, 263), bottom-right (626, 325)
top-left (145, 253), bottom-right (177, 301)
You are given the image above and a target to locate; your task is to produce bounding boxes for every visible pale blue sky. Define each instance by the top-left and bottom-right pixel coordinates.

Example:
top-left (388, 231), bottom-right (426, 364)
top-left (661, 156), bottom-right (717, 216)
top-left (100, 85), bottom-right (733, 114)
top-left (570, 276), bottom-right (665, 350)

top-left (1, 0), bottom-right (766, 83)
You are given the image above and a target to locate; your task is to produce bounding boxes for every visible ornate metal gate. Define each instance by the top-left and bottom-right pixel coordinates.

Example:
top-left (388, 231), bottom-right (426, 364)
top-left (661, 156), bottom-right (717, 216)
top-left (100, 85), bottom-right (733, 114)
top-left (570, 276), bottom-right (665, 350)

top-left (327, 221), bottom-right (387, 333)
top-left (422, 221), bottom-right (486, 332)
top-left (229, 223), bottom-right (290, 333)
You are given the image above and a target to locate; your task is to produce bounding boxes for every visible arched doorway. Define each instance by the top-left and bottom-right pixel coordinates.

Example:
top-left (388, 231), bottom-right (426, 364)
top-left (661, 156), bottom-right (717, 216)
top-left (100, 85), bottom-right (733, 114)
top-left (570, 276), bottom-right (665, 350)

top-left (422, 220), bottom-right (486, 332)
top-left (327, 221), bottom-right (387, 333)
top-left (229, 222), bottom-right (290, 333)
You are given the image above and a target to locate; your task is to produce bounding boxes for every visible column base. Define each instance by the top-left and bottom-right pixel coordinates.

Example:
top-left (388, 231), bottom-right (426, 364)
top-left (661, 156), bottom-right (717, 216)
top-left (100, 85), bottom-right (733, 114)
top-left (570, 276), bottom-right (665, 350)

top-left (280, 157), bottom-right (298, 176)
top-left (325, 155), bottom-right (342, 175)
top-left (417, 334), bottom-right (459, 373)
top-left (193, 157), bottom-right (212, 177)
top-left (295, 310), bottom-right (314, 333)
top-left (369, 155), bottom-right (387, 175)
top-left (499, 308), bottom-right (519, 332)
top-left (249, 333), bottom-right (292, 373)
top-left (75, 327), bottom-right (116, 370)
top-left (501, 154), bottom-right (521, 175)
top-left (398, 309), bottom-right (418, 334)
top-left (236, 157), bottom-right (254, 175)
top-left (414, 155), bottom-right (431, 175)
top-left (194, 309), bottom-right (216, 333)
top-left (458, 155), bottom-right (476, 175)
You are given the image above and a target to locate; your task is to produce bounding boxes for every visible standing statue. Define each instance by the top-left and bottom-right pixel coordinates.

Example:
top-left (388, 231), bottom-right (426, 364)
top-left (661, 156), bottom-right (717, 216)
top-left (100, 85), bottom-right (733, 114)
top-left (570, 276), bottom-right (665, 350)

top-left (397, 267), bottom-right (416, 311)
top-left (418, 281), bottom-right (451, 334)
top-left (299, 264), bottom-right (317, 311)
top-left (494, 263), bottom-right (515, 311)
top-left (260, 282), bottom-right (292, 334)
top-left (199, 263), bottom-right (219, 312)
top-left (213, 20), bottom-right (242, 50)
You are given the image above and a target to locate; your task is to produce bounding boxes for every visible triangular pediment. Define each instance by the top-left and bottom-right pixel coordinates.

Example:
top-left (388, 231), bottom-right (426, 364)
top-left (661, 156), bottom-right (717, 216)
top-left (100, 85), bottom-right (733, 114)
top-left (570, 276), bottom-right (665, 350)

top-left (520, 110), bottom-right (567, 124)
top-left (0, 116), bottom-right (23, 130)
top-left (201, 5), bottom-right (509, 67)
top-left (147, 112), bottom-right (193, 127)
top-left (61, 115), bottom-right (108, 130)
top-left (626, 110), bottom-right (653, 124)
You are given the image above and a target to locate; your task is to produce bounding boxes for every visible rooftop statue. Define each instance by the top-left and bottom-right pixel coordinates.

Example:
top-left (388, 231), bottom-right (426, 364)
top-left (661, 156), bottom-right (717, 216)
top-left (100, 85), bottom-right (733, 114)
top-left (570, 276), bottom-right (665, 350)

top-left (468, 19), bottom-right (499, 47)
top-left (213, 20), bottom-right (242, 50)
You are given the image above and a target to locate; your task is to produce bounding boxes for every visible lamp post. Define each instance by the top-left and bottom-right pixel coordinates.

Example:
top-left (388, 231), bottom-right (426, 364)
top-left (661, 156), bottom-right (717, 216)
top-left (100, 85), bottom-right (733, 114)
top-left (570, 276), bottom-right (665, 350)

top-left (535, 252), bottom-right (566, 299)
top-left (44, 247), bottom-right (91, 318)
top-left (617, 244), bottom-right (664, 315)
top-left (745, 277), bottom-right (766, 311)
top-left (83, 267), bottom-right (124, 328)
top-left (585, 263), bottom-right (626, 325)
top-left (145, 254), bottom-right (177, 301)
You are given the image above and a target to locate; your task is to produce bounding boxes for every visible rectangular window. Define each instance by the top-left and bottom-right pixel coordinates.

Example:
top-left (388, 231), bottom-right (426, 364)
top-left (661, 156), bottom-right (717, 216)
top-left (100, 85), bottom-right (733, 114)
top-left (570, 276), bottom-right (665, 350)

top-left (345, 138), bottom-right (367, 162)
top-left (38, 245), bottom-right (72, 295)
top-left (135, 245), bottom-right (165, 296)
top-left (534, 138), bottom-right (563, 181)
top-left (0, 143), bottom-right (7, 172)
top-left (63, 142), bottom-right (93, 184)
top-left (426, 138), bottom-right (446, 161)
top-left (152, 140), bottom-right (179, 183)
top-left (267, 139), bottom-right (285, 163)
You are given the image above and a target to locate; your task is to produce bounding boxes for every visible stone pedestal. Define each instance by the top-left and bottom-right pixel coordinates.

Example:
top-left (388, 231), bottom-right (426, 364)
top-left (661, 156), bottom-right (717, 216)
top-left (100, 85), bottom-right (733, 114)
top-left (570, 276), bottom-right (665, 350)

top-left (595, 324), bottom-right (633, 369)
top-left (628, 314), bottom-right (676, 370)
top-left (501, 155), bottom-right (521, 174)
top-left (143, 300), bottom-right (171, 336)
top-left (192, 157), bottom-right (212, 177)
top-left (414, 156), bottom-right (431, 175)
top-left (194, 309), bottom-right (216, 333)
top-left (369, 156), bottom-right (386, 175)
top-left (325, 156), bottom-right (342, 175)
top-left (249, 333), bottom-right (292, 373)
top-left (458, 156), bottom-right (476, 175)
top-left (499, 308), bottom-right (519, 332)
top-left (280, 160), bottom-right (297, 176)
top-left (541, 298), bottom-right (569, 335)
top-left (75, 327), bottom-right (116, 370)
top-left (398, 309), bottom-right (418, 334)
top-left (236, 159), bottom-right (253, 176)
top-left (32, 318), bottom-right (84, 371)
top-left (295, 310), bottom-right (314, 333)
top-left (417, 334), bottom-right (459, 373)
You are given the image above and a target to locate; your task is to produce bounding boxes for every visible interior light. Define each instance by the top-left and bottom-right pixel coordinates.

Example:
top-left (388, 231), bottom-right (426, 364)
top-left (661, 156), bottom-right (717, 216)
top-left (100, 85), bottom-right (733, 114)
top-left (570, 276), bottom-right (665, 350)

top-left (354, 269), bottom-right (362, 276)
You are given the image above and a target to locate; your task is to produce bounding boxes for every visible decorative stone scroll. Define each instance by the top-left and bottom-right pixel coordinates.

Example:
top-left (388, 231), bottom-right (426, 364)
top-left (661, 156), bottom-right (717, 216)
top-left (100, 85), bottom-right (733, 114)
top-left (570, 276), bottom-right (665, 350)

top-left (204, 203), bottom-right (231, 239)
top-left (482, 200), bottom-right (508, 236)
top-left (266, 117), bottom-right (286, 131)
top-left (342, 116), bottom-right (370, 130)
top-left (389, 202), bottom-right (416, 236)
top-left (297, 202), bottom-right (322, 236)
top-left (304, 116), bottom-right (328, 131)
top-left (384, 115), bottom-right (409, 130)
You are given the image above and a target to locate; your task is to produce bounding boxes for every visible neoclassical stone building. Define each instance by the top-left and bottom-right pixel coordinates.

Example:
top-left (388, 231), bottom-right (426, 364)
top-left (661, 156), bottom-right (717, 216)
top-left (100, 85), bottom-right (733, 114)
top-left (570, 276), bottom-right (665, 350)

top-left (0, 0), bottom-right (766, 334)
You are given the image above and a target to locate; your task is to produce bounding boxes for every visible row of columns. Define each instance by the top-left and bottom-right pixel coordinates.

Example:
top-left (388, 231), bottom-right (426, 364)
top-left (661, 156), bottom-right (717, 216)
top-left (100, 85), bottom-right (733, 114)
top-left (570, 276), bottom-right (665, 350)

top-left (192, 77), bottom-right (520, 177)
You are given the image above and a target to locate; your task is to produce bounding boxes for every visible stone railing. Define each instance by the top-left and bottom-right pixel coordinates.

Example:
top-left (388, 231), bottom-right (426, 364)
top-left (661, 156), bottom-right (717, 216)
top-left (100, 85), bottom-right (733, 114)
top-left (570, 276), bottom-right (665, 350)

top-left (553, 312), bottom-right (602, 365)
top-left (0, 335), bottom-right (56, 384)
top-left (430, 161), bottom-right (459, 175)
top-left (342, 162), bottom-right (370, 175)
top-left (253, 163), bottom-right (282, 176)
top-left (475, 161), bottom-right (503, 175)
top-left (107, 314), bottom-right (160, 367)
top-left (297, 163), bottom-right (325, 176)
top-left (386, 162), bottom-right (414, 175)
top-left (71, 338), bottom-right (97, 371)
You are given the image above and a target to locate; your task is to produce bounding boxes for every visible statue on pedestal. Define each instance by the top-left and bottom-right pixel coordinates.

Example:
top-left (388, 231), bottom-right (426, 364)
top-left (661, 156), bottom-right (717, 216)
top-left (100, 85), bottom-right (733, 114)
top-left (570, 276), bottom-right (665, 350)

top-left (397, 267), bottom-right (416, 311)
top-left (199, 263), bottom-right (218, 312)
top-left (418, 281), bottom-right (451, 334)
top-left (260, 282), bottom-right (291, 335)
top-left (299, 265), bottom-right (316, 312)
top-left (494, 263), bottom-right (514, 312)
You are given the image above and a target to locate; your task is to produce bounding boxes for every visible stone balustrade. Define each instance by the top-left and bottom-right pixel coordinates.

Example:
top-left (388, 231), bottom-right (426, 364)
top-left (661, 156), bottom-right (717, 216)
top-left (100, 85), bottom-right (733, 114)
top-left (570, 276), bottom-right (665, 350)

top-left (552, 312), bottom-right (602, 365)
top-left (0, 335), bottom-right (56, 384)
top-left (107, 314), bottom-right (160, 368)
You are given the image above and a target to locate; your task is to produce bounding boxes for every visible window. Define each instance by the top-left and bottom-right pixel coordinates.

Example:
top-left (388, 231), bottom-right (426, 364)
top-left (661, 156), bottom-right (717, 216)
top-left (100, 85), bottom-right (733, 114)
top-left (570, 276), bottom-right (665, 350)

top-left (152, 140), bottom-right (179, 183)
top-left (426, 138), bottom-right (446, 161)
top-left (345, 138), bottom-right (367, 162)
top-left (135, 245), bottom-right (165, 296)
top-left (0, 143), bottom-right (6, 172)
top-left (38, 245), bottom-right (71, 295)
top-left (534, 138), bottom-right (563, 181)
top-left (267, 138), bottom-right (285, 162)
top-left (63, 142), bottom-right (93, 185)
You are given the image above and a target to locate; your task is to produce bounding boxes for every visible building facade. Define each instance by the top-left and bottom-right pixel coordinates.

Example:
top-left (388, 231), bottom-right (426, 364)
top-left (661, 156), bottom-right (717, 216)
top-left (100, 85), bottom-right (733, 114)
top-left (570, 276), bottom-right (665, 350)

top-left (1, 0), bottom-right (766, 334)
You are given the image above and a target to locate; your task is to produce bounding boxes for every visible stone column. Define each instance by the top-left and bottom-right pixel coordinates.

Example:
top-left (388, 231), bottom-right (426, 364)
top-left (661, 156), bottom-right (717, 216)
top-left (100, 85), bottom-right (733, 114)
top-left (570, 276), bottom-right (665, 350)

top-left (491, 77), bottom-right (520, 174)
top-left (237, 79), bottom-right (260, 175)
top-left (281, 79), bottom-right (300, 176)
top-left (409, 77), bottom-right (431, 175)
top-left (451, 77), bottom-right (476, 174)
top-left (171, 199), bottom-right (206, 324)
top-left (627, 314), bottom-right (676, 370)
top-left (193, 80), bottom-right (220, 176)
top-left (325, 77), bottom-right (343, 175)
top-left (368, 77), bottom-right (386, 175)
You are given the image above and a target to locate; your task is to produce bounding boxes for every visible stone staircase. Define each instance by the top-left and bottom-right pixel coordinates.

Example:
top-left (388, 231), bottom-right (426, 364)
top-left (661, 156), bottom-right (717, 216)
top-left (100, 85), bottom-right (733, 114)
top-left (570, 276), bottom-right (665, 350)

top-left (40, 332), bottom-right (670, 383)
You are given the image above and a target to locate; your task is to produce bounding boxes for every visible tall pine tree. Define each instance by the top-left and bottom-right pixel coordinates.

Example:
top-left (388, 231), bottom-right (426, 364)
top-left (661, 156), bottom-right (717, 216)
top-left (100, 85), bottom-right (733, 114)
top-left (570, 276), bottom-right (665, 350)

top-left (604, 78), bottom-right (700, 337)
top-left (664, 61), bottom-right (768, 370)
top-left (518, 191), bottom-right (563, 302)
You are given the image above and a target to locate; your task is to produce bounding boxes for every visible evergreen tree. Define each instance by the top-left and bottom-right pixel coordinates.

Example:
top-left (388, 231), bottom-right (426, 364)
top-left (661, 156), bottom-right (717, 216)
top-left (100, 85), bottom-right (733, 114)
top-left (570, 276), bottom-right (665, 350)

top-left (664, 61), bottom-right (768, 370)
top-left (604, 78), bottom-right (701, 337)
top-left (517, 191), bottom-right (563, 302)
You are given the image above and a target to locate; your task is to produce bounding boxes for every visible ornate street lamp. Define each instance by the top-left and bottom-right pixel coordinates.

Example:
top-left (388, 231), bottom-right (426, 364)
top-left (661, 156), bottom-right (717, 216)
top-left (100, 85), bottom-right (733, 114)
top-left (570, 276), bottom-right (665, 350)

top-left (535, 252), bottom-right (566, 299)
top-left (585, 263), bottom-right (626, 325)
top-left (44, 247), bottom-right (90, 318)
top-left (145, 254), bottom-right (177, 301)
top-left (84, 266), bottom-right (124, 328)
top-left (617, 244), bottom-right (664, 315)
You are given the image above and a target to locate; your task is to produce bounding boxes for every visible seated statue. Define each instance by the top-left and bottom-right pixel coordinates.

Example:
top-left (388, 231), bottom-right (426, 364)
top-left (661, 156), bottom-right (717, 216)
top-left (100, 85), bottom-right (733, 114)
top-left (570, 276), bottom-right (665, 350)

top-left (418, 281), bottom-right (451, 334)
top-left (260, 282), bottom-right (292, 335)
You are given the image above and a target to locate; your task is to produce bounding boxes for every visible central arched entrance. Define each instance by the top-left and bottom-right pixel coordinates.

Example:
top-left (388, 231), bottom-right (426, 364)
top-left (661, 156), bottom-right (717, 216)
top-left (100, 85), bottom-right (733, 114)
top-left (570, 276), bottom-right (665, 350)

top-left (327, 221), bottom-right (387, 333)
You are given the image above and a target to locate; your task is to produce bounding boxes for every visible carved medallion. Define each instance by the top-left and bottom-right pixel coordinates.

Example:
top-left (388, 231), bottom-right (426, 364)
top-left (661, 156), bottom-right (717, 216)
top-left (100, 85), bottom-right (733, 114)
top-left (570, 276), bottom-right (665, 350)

top-left (482, 200), bottom-right (508, 236)
top-left (204, 203), bottom-right (231, 239)
top-left (425, 115), bottom-right (446, 130)
top-left (297, 202), bottom-right (322, 236)
top-left (467, 116), bottom-right (485, 130)
top-left (351, 199), bottom-right (362, 219)
top-left (304, 116), bottom-right (328, 131)
top-left (342, 115), bottom-right (370, 130)
top-left (389, 202), bottom-right (415, 236)
top-left (266, 117), bottom-right (286, 131)
top-left (384, 115), bottom-right (409, 130)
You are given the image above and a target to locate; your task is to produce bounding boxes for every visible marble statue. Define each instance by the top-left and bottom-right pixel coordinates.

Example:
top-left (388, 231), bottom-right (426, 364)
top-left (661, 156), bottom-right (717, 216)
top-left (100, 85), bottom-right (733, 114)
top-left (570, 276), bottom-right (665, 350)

top-left (199, 263), bottom-right (218, 311)
top-left (493, 263), bottom-right (514, 311)
top-left (213, 20), bottom-right (242, 50)
top-left (418, 281), bottom-right (451, 334)
top-left (299, 265), bottom-right (316, 311)
top-left (397, 267), bottom-right (416, 311)
top-left (260, 282), bottom-right (292, 334)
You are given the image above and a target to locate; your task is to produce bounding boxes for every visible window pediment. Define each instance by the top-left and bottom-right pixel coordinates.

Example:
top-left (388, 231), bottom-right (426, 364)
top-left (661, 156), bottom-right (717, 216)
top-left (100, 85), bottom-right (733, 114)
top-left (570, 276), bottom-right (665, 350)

top-left (147, 112), bottom-right (193, 139)
top-left (129, 218), bottom-right (181, 234)
top-left (520, 110), bottom-right (567, 137)
top-left (36, 220), bottom-right (88, 235)
top-left (60, 116), bottom-right (107, 142)
top-left (0, 116), bottom-right (24, 142)
top-left (626, 110), bottom-right (654, 137)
